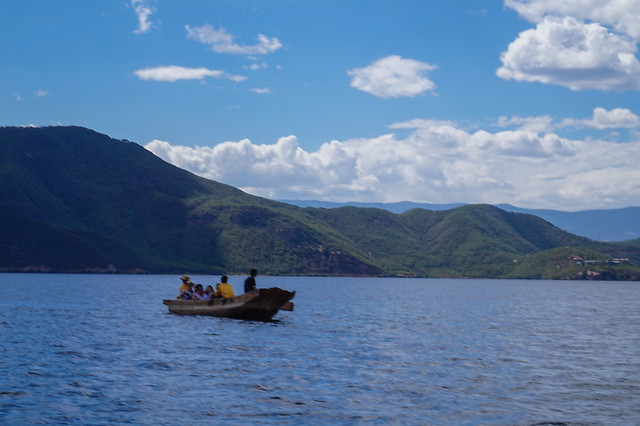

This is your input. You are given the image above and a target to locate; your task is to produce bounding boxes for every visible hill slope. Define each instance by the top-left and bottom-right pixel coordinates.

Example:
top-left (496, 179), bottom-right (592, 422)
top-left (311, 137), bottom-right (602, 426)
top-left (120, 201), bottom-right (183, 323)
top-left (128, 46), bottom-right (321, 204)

top-left (0, 126), bottom-right (380, 274)
top-left (1, 126), bottom-right (639, 279)
top-left (497, 204), bottom-right (640, 242)
top-left (303, 204), bottom-right (634, 278)
top-left (281, 200), bottom-right (640, 242)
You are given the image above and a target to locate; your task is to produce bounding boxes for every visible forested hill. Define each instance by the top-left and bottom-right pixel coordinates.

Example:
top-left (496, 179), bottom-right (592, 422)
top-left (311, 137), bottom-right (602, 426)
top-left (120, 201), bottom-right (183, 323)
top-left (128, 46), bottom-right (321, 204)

top-left (1, 126), bottom-right (639, 280)
top-left (280, 200), bottom-right (640, 242)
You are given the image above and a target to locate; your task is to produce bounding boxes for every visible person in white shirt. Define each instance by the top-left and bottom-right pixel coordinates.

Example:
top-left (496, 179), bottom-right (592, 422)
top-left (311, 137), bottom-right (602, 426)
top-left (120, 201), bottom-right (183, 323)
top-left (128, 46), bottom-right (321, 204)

top-left (192, 284), bottom-right (209, 300)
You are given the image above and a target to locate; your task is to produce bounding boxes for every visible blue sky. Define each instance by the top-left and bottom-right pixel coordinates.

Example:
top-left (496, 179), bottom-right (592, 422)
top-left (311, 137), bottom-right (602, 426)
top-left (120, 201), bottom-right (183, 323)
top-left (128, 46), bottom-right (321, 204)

top-left (2, 0), bottom-right (640, 211)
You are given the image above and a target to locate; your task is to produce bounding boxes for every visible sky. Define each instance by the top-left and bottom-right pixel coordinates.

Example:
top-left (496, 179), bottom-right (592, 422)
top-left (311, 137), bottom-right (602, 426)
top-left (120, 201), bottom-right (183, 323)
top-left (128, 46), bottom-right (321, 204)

top-left (2, 0), bottom-right (640, 211)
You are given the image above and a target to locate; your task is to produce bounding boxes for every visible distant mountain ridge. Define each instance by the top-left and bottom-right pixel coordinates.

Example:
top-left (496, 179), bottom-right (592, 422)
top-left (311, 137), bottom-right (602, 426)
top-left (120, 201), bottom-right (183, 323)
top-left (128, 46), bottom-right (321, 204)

top-left (280, 200), bottom-right (640, 242)
top-left (2, 126), bottom-right (639, 280)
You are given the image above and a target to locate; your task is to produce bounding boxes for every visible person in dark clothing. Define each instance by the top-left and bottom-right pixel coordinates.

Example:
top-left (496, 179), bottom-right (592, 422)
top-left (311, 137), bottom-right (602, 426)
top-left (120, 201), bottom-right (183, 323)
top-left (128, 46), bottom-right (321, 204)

top-left (244, 268), bottom-right (257, 293)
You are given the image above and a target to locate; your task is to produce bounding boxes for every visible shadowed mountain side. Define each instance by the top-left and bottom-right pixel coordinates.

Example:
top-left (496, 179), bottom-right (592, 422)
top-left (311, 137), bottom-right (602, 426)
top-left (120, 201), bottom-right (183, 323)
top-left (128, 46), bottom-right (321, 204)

top-left (0, 126), bottom-right (381, 275)
top-left (1, 126), bottom-right (639, 279)
top-left (0, 206), bottom-right (144, 273)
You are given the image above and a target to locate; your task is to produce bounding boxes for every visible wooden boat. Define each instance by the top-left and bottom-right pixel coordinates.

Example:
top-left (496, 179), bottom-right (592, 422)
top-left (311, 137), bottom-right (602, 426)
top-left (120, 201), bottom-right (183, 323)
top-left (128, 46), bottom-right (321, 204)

top-left (163, 287), bottom-right (295, 321)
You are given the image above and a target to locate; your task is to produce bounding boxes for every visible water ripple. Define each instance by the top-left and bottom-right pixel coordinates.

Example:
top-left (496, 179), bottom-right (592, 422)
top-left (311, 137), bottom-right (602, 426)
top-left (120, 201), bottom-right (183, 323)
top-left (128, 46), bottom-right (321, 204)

top-left (0, 274), bottom-right (638, 424)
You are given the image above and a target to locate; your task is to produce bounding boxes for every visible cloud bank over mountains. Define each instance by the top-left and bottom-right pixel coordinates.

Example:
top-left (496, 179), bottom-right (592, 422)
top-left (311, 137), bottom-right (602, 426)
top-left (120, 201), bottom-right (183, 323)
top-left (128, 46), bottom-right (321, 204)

top-left (146, 107), bottom-right (640, 211)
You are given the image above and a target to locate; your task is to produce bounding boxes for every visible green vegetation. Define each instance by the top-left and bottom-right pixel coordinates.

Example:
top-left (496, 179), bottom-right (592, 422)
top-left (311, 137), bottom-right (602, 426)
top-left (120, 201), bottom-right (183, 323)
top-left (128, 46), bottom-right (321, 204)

top-left (505, 246), bottom-right (640, 280)
top-left (1, 126), bottom-right (639, 280)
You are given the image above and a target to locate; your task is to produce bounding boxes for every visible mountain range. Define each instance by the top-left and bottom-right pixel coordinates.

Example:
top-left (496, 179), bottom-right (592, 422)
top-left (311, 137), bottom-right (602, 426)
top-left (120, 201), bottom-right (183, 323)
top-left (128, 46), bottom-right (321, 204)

top-left (2, 126), bottom-right (639, 280)
top-left (280, 200), bottom-right (640, 242)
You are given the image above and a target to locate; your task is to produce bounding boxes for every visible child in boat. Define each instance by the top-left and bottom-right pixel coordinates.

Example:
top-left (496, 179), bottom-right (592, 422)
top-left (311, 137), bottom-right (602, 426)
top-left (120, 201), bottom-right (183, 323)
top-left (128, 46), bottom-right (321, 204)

top-left (205, 285), bottom-right (215, 298)
top-left (214, 275), bottom-right (235, 298)
top-left (192, 284), bottom-right (209, 300)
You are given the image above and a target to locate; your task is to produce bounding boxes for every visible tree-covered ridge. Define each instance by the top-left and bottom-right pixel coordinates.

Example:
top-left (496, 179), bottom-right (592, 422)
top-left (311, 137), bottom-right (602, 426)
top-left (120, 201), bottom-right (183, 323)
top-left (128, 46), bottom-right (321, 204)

top-left (1, 126), bottom-right (639, 279)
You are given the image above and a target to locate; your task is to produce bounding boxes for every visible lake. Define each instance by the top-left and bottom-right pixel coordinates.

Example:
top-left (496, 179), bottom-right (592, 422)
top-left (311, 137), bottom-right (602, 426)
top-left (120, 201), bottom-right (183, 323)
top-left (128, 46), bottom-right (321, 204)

top-left (0, 274), bottom-right (638, 425)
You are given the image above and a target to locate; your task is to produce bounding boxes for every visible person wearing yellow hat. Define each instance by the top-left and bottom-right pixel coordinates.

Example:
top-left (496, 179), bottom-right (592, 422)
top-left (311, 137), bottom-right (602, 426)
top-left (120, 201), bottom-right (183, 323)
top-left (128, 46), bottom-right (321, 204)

top-left (177, 274), bottom-right (194, 299)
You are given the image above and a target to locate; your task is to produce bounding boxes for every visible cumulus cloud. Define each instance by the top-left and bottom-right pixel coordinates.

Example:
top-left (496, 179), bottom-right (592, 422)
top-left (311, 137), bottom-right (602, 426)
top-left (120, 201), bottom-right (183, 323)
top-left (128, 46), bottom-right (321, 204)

top-left (498, 107), bottom-right (640, 131)
top-left (186, 24), bottom-right (282, 55)
top-left (132, 0), bottom-right (155, 34)
top-left (500, 1), bottom-right (640, 90)
top-left (505, 0), bottom-right (640, 40)
top-left (497, 16), bottom-right (640, 90)
top-left (496, 115), bottom-right (555, 133)
top-left (348, 55), bottom-right (437, 98)
top-left (134, 65), bottom-right (246, 82)
top-left (560, 107), bottom-right (640, 129)
top-left (144, 108), bottom-right (640, 210)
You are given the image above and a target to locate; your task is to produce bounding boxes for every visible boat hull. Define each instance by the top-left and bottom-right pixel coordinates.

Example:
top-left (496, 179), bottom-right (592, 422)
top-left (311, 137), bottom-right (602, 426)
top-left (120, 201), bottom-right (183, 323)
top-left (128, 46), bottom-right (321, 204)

top-left (163, 287), bottom-right (295, 321)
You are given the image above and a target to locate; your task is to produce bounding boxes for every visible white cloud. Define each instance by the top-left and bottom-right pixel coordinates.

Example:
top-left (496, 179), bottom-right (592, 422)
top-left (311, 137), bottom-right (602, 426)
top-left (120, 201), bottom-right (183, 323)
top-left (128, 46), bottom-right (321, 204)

top-left (500, 1), bottom-right (640, 91)
top-left (35, 90), bottom-right (49, 97)
top-left (249, 87), bottom-right (271, 94)
top-left (144, 109), bottom-right (640, 210)
top-left (505, 0), bottom-right (640, 40)
top-left (348, 55), bottom-right (437, 98)
top-left (186, 24), bottom-right (282, 55)
top-left (560, 107), bottom-right (640, 129)
top-left (497, 108), bottom-right (640, 131)
top-left (134, 65), bottom-right (246, 82)
top-left (497, 16), bottom-right (640, 91)
top-left (131, 0), bottom-right (155, 34)
top-left (496, 115), bottom-right (555, 133)
top-left (244, 62), bottom-right (268, 71)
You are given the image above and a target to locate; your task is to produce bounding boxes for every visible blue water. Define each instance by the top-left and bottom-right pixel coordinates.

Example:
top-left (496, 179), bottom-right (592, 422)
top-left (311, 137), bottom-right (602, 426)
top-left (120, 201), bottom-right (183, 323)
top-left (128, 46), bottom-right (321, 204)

top-left (0, 274), bottom-right (639, 425)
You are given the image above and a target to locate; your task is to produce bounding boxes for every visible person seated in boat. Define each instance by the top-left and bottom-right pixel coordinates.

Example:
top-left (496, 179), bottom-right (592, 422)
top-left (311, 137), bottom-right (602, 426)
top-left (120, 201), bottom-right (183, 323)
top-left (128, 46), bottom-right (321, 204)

top-left (244, 268), bottom-right (258, 293)
top-left (192, 284), bottom-right (209, 300)
top-left (179, 274), bottom-right (193, 292)
top-left (177, 274), bottom-right (194, 299)
top-left (205, 285), bottom-right (215, 299)
top-left (214, 275), bottom-right (235, 299)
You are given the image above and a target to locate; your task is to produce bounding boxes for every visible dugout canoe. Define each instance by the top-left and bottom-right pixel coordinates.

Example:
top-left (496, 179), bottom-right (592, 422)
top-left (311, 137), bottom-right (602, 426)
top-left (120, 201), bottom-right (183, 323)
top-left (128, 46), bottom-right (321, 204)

top-left (163, 287), bottom-right (295, 321)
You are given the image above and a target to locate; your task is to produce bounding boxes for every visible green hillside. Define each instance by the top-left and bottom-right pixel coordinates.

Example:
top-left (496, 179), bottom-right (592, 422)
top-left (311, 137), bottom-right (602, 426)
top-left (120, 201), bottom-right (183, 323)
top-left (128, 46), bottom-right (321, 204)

top-left (0, 126), bottom-right (380, 274)
top-left (304, 204), bottom-right (636, 278)
top-left (1, 126), bottom-right (639, 280)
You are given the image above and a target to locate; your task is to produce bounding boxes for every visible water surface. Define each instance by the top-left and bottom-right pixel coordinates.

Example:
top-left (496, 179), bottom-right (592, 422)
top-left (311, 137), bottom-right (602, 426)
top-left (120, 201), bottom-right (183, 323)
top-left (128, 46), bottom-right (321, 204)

top-left (1, 274), bottom-right (638, 424)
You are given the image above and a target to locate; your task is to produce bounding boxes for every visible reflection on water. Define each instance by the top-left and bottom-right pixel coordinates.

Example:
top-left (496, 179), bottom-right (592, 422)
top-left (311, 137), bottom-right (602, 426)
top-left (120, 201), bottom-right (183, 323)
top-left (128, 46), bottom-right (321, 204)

top-left (0, 274), bottom-right (639, 424)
